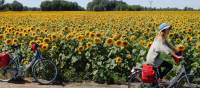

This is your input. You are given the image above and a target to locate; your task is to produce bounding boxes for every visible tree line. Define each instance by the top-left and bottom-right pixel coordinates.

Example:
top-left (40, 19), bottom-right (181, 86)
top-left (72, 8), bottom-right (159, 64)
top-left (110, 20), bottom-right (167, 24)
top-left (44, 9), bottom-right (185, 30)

top-left (0, 0), bottom-right (198, 11)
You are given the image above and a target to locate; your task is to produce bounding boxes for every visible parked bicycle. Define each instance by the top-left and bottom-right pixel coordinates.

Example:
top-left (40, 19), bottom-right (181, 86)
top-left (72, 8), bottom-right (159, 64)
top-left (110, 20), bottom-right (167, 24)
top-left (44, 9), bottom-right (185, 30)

top-left (128, 52), bottom-right (197, 88)
top-left (0, 43), bottom-right (58, 84)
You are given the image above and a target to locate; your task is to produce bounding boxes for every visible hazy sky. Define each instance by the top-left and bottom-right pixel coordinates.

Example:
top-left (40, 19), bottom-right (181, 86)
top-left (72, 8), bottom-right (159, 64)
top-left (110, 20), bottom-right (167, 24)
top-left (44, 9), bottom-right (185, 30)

top-left (5, 0), bottom-right (200, 9)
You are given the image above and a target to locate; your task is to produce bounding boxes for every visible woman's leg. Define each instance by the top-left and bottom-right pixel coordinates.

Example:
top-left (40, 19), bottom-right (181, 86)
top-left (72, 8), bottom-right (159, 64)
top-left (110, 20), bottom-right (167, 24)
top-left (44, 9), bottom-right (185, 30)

top-left (159, 61), bottom-right (173, 79)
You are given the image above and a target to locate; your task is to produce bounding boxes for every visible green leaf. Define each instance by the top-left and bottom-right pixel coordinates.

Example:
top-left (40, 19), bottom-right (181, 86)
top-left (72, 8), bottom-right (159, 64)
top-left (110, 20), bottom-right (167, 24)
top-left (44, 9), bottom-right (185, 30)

top-left (92, 70), bottom-right (98, 75)
top-left (71, 56), bottom-right (78, 63)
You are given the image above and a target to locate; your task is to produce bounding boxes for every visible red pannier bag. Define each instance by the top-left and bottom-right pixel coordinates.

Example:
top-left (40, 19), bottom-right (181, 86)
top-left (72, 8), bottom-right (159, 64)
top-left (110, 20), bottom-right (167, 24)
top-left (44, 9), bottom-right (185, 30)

top-left (142, 64), bottom-right (156, 83)
top-left (0, 52), bottom-right (10, 68)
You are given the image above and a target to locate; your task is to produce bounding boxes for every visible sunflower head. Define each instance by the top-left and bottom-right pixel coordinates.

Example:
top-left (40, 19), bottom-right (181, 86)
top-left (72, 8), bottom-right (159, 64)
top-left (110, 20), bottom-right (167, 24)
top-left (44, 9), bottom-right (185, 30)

top-left (112, 34), bottom-right (122, 40)
top-left (115, 56), bottom-right (122, 65)
top-left (86, 42), bottom-right (93, 49)
top-left (176, 44), bottom-right (186, 52)
top-left (51, 34), bottom-right (57, 40)
top-left (115, 40), bottom-right (122, 47)
top-left (5, 39), bottom-right (13, 45)
top-left (43, 38), bottom-right (50, 43)
top-left (96, 32), bottom-right (102, 38)
top-left (41, 43), bottom-right (49, 51)
top-left (77, 46), bottom-right (85, 54)
top-left (126, 54), bottom-right (132, 60)
top-left (77, 34), bottom-right (85, 41)
top-left (12, 39), bottom-right (17, 45)
top-left (146, 42), bottom-right (152, 48)
top-left (121, 41), bottom-right (128, 47)
top-left (105, 38), bottom-right (114, 46)
top-left (196, 43), bottom-right (200, 51)
top-left (94, 38), bottom-right (101, 44)
top-left (89, 32), bottom-right (95, 38)
top-left (0, 34), bottom-right (4, 40)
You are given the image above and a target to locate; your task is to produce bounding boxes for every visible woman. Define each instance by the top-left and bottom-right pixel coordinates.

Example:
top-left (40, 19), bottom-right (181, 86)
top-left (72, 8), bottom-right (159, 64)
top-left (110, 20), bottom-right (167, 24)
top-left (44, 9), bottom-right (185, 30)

top-left (146, 23), bottom-right (184, 80)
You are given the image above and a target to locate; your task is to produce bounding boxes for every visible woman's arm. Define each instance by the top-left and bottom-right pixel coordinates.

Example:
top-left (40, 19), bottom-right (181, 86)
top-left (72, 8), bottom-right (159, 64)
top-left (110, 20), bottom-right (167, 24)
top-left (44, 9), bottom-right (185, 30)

top-left (165, 40), bottom-right (177, 52)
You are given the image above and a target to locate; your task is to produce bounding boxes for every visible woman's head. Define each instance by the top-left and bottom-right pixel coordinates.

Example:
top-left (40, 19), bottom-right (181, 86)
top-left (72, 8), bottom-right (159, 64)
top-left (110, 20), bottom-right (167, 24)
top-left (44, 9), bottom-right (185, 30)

top-left (159, 23), bottom-right (171, 38)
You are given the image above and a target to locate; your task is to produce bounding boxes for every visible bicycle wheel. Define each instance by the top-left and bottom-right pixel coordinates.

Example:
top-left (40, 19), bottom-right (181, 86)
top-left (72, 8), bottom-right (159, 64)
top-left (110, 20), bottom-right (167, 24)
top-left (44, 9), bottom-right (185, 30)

top-left (176, 74), bottom-right (195, 88)
top-left (0, 61), bottom-right (17, 82)
top-left (128, 69), bottom-right (144, 88)
top-left (32, 59), bottom-right (57, 84)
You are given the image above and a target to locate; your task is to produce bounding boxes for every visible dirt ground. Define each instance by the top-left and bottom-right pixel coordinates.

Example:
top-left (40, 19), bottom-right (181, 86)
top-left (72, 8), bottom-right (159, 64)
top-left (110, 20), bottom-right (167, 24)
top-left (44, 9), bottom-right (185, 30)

top-left (0, 78), bottom-right (199, 88)
top-left (0, 78), bottom-right (131, 88)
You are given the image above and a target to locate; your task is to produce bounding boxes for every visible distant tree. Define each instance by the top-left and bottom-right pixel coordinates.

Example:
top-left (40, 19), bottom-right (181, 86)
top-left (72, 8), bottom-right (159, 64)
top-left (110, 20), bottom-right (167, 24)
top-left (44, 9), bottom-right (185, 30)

top-left (0, 0), bottom-right (4, 5)
top-left (184, 7), bottom-right (194, 11)
top-left (40, 0), bottom-right (52, 11)
top-left (11, 0), bottom-right (23, 11)
top-left (0, 0), bottom-right (4, 10)
top-left (40, 0), bottom-right (84, 11)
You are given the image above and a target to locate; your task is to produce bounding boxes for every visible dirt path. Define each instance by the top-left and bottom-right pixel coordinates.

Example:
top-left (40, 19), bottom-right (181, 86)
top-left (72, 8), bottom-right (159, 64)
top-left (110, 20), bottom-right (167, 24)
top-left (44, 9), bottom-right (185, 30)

top-left (0, 79), bottom-right (131, 88)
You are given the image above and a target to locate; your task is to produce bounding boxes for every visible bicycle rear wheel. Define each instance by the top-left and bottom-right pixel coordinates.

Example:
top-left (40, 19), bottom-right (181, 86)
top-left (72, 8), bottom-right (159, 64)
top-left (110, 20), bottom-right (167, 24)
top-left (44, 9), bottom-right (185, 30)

top-left (32, 59), bottom-right (57, 84)
top-left (0, 61), bottom-right (17, 82)
top-left (128, 70), bottom-right (144, 88)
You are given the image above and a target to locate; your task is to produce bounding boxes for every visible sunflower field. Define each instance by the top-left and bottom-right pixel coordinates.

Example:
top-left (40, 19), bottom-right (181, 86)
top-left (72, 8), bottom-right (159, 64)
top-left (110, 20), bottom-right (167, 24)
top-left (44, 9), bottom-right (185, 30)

top-left (0, 11), bottom-right (199, 84)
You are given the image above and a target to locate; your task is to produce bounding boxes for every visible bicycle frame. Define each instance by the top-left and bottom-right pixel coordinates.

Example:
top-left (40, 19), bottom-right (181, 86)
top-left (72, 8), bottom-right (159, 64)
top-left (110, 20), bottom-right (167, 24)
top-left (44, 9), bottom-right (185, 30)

top-left (25, 50), bottom-right (45, 71)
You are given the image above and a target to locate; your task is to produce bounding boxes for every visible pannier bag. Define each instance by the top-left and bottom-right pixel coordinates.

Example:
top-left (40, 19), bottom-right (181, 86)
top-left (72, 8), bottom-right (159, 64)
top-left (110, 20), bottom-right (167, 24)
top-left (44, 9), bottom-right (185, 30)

top-left (0, 52), bottom-right (10, 68)
top-left (142, 64), bottom-right (156, 83)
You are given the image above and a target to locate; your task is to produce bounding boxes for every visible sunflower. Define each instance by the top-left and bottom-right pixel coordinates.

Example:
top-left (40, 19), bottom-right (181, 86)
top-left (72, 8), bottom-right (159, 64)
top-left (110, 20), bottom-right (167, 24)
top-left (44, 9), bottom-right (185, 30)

top-left (77, 34), bottom-right (85, 41)
top-left (126, 54), bottom-right (132, 60)
top-left (115, 40), bottom-right (122, 47)
top-left (112, 34), bottom-right (122, 40)
top-left (12, 39), bottom-right (17, 45)
top-left (41, 43), bottom-right (49, 51)
top-left (86, 42), bottom-right (93, 49)
top-left (196, 43), bottom-right (200, 51)
top-left (5, 39), bottom-right (13, 45)
top-left (0, 34), bottom-right (4, 40)
top-left (94, 38), bottom-right (101, 44)
top-left (89, 32), bottom-right (95, 38)
top-left (121, 41), bottom-right (128, 47)
top-left (43, 38), bottom-right (50, 43)
top-left (187, 36), bottom-right (192, 42)
top-left (19, 32), bottom-right (23, 37)
top-left (66, 33), bottom-right (74, 40)
top-left (23, 33), bottom-right (28, 36)
top-left (115, 56), bottom-right (122, 65)
top-left (146, 42), bottom-right (152, 48)
top-left (96, 32), bottom-right (102, 38)
top-left (35, 40), bottom-right (41, 44)
top-left (105, 38), bottom-right (114, 46)
top-left (51, 34), bottom-right (57, 40)
top-left (77, 46), bottom-right (85, 54)
top-left (176, 44), bottom-right (186, 52)
top-left (139, 40), bottom-right (145, 46)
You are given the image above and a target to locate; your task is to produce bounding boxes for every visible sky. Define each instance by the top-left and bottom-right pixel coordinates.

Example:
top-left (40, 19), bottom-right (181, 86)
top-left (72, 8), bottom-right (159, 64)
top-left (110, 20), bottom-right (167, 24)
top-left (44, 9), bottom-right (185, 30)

top-left (5, 0), bottom-right (200, 9)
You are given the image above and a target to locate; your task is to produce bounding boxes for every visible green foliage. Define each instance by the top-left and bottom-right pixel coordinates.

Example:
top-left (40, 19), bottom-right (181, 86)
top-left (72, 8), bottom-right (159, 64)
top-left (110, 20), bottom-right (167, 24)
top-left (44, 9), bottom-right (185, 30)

top-left (40, 0), bottom-right (84, 11)
top-left (87, 0), bottom-right (144, 11)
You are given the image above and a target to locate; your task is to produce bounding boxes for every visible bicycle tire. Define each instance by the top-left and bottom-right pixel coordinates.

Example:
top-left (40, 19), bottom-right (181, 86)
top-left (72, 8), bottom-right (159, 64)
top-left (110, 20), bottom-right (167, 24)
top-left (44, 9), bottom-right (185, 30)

top-left (32, 59), bottom-right (57, 84)
top-left (176, 74), bottom-right (195, 88)
top-left (128, 70), bottom-right (144, 88)
top-left (0, 60), bottom-right (17, 82)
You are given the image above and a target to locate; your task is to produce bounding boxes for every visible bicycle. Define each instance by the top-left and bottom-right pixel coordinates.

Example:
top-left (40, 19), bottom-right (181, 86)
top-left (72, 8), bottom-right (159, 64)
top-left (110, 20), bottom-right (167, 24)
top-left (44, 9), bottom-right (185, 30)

top-left (0, 44), bottom-right (58, 84)
top-left (128, 54), bottom-right (196, 88)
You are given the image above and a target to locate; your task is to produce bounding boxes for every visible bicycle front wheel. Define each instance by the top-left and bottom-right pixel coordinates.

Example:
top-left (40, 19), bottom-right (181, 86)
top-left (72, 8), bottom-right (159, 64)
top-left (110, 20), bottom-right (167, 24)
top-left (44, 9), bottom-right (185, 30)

top-left (32, 59), bottom-right (57, 84)
top-left (176, 74), bottom-right (195, 88)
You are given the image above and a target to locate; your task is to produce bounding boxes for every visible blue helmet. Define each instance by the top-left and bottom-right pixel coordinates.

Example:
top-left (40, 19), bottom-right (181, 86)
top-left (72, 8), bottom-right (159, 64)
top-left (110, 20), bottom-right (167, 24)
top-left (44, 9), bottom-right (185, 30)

top-left (159, 23), bottom-right (171, 32)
